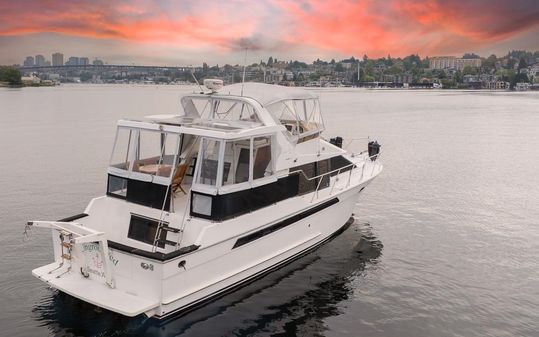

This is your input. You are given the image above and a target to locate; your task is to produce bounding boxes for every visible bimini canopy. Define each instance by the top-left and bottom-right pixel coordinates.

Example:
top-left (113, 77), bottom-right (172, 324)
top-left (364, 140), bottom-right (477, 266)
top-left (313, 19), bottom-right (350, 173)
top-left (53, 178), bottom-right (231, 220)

top-left (217, 83), bottom-right (318, 107)
top-left (217, 83), bottom-right (324, 142)
top-left (181, 83), bottom-right (324, 141)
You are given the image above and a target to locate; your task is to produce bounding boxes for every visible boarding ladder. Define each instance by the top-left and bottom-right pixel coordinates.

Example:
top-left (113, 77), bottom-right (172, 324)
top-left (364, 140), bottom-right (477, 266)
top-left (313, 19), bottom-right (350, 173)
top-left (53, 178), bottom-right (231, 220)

top-left (26, 221), bottom-right (115, 288)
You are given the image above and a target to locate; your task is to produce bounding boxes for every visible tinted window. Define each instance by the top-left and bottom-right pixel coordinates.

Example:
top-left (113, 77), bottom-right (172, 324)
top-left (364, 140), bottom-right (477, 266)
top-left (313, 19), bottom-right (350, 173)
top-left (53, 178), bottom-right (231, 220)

top-left (107, 175), bottom-right (127, 198)
top-left (127, 214), bottom-right (167, 248)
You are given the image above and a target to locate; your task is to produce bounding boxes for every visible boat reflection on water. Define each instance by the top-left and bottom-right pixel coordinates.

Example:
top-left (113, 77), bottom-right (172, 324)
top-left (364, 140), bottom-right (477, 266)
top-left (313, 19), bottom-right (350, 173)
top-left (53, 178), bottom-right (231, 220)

top-left (32, 219), bottom-right (383, 336)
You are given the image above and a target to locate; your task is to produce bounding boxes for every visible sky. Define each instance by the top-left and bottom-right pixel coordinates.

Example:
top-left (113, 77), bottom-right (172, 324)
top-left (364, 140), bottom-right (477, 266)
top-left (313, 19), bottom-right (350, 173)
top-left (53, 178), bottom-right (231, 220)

top-left (1, 0), bottom-right (538, 66)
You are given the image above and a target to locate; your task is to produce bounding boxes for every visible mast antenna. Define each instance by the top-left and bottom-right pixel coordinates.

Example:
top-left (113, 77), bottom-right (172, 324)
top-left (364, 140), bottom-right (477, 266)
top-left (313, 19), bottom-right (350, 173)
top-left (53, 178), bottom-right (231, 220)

top-left (241, 47), bottom-right (248, 96)
top-left (190, 66), bottom-right (204, 93)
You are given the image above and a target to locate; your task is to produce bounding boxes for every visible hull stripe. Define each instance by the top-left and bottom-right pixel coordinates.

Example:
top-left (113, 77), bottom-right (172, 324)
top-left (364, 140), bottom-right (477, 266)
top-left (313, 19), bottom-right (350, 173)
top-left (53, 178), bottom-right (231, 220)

top-left (155, 213), bottom-right (352, 320)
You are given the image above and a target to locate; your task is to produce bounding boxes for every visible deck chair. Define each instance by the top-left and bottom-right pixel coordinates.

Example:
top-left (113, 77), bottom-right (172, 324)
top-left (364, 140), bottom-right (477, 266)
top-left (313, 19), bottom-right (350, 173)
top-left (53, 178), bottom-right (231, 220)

top-left (171, 163), bottom-right (189, 195)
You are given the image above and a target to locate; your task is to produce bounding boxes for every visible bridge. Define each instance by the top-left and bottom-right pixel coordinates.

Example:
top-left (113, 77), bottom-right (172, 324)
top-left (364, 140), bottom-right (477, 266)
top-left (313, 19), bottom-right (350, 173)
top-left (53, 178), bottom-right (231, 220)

top-left (17, 64), bottom-right (198, 73)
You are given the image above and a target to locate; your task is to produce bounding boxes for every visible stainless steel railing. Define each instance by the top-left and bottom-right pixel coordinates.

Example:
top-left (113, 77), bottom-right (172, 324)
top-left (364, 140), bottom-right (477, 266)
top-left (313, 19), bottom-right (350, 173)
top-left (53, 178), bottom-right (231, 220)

top-left (289, 151), bottom-right (381, 203)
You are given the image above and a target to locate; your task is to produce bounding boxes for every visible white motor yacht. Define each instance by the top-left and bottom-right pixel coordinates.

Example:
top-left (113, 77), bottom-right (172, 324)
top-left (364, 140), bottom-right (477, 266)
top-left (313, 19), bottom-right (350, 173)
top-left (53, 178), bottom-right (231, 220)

top-left (27, 81), bottom-right (382, 319)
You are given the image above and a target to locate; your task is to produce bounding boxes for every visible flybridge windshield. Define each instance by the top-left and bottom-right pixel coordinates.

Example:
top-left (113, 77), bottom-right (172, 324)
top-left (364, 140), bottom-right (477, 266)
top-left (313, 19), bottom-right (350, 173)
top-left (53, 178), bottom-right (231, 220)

top-left (181, 97), bottom-right (261, 124)
top-left (266, 98), bottom-right (324, 141)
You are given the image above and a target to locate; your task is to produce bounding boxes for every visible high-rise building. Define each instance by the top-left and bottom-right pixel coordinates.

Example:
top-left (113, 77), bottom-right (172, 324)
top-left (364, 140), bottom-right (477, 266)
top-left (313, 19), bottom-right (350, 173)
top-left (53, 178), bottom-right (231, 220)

top-left (52, 52), bottom-right (64, 66)
top-left (35, 54), bottom-right (46, 66)
top-left (23, 56), bottom-right (34, 67)
top-left (79, 57), bottom-right (89, 65)
top-left (66, 57), bottom-right (79, 66)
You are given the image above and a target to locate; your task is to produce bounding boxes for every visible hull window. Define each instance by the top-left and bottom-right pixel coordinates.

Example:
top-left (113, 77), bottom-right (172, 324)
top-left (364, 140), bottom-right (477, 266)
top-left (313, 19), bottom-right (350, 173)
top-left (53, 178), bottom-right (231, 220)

top-left (128, 214), bottom-right (168, 248)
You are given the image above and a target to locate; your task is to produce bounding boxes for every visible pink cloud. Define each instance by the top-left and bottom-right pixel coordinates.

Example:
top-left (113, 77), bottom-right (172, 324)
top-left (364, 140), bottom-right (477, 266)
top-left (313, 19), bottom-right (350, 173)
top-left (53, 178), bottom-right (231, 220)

top-left (0, 0), bottom-right (537, 58)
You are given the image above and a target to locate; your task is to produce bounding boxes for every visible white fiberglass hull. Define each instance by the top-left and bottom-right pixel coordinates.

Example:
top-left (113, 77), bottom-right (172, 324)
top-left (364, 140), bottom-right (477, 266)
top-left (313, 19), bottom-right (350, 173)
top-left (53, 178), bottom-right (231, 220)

top-left (33, 154), bottom-right (381, 319)
top-left (157, 187), bottom-right (361, 318)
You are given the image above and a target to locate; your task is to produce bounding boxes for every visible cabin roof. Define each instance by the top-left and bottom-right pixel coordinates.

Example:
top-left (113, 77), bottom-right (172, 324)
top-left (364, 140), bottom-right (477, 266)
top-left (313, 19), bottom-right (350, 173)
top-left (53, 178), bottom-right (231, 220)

top-left (208, 83), bottom-right (319, 107)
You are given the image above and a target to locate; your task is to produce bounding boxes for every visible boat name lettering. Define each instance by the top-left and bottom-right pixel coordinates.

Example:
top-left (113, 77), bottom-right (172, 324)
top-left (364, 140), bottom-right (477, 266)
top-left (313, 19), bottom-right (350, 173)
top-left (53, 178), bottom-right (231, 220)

top-left (81, 243), bottom-right (119, 266)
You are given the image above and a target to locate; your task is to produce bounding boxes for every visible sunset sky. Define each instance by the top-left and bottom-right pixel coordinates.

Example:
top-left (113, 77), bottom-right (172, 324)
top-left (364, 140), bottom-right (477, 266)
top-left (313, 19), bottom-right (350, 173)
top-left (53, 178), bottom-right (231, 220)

top-left (1, 0), bottom-right (538, 66)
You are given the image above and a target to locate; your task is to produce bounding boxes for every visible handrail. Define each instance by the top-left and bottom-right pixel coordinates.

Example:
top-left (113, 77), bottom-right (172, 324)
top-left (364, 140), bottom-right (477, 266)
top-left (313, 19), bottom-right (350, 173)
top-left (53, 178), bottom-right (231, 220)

top-left (289, 152), bottom-right (380, 182)
top-left (289, 151), bottom-right (382, 203)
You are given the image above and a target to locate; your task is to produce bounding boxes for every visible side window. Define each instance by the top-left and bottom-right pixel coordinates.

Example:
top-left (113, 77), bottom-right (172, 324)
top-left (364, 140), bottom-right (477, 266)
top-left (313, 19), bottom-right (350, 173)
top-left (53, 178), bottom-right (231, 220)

top-left (196, 138), bottom-right (221, 186)
top-left (253, 136), bottom-right (273, 179)
top-left (110, 127), bottom-right (133, 170)
top-left (133, 131), bottom-right (179, 178)
top-left (317, 159), bottom-right (330, 190)
top-left (127, 214), bottom-right (167, 248)
top-left (107, 175), bottom-right (127, 198)
top-left (294, 162), bottom-right (316, 195)
top-left (292, 159), bottom-right (330, 195)
top-left (222, 139), bottom-right (250, 186)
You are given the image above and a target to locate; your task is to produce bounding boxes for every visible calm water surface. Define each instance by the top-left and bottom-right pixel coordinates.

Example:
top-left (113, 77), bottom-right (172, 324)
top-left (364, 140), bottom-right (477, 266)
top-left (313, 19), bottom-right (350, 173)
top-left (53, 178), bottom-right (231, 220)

top-left (1, 85), bottom-right (538, 337)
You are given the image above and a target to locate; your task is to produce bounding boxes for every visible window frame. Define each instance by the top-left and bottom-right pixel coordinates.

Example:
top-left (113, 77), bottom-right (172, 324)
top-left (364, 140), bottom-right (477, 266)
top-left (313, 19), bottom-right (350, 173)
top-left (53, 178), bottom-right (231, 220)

top-left (192, 133), bottom-right (276, 194)
top-left (109, 127), bottom-right (181, 186)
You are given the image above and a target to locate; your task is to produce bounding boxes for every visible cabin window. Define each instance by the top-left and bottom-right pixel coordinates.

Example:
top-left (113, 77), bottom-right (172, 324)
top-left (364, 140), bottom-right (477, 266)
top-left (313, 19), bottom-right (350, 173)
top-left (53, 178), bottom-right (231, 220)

top-left (292, 159), bottom-right (330, 195)
top-left (133, 131), bottom-right (179, 178)
top-left (110, 127), bottom-right (133, 170)
top-left (107, 175), bottom-right (127, 198)
top-left (191, 192), bottom-right (212, 217)
top-left (222, 139), bottom-right (251, 185)
top-left (196, 138), bottom-right (221, 186)
top-left (252, 137), bottom-right (273, 179)
top-left (127, 214), bottom-right (167, 248)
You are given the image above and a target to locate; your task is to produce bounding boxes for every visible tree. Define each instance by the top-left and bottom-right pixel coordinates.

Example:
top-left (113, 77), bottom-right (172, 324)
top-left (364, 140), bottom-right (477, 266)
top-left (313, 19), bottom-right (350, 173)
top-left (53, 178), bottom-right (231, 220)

top-left (335, 63), bottom-right (344, 72)
top-left (455, 70), bottom-right (463, 83)
top-left (267, 57), bottom-right (273, 66)
top-left (462, 66), bottom-right (477, 75)
top-left (0, 66), bottom-right (22, 85)
top-left (518, 57), bottom-right (527, 70)
top-left (462, 53), bottom-right (480, 59)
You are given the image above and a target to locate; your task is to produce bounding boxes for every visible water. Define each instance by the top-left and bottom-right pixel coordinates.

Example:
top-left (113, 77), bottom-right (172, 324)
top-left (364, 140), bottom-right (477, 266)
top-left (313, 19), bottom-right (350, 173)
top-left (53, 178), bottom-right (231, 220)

top-left (1, 85), bottom-right (538, 337)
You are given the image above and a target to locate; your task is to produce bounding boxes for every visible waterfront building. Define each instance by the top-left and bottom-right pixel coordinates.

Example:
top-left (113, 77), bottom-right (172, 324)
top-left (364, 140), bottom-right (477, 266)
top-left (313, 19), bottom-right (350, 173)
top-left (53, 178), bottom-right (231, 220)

top-left (430, 56), bottom-right (481, 71)
top-left (79, 57), bottom-right (90, 66)
top-left (456, 58), bottom-right (481, 70)
top-left (66, 57), bottom-right (79, 66)
top-left (429, 56), bottom-right (456, 70)
top-left (52, 53), bottom-right (64, 66)
top-left (35, 55), bottom-right (46, 66)
top-left (23, 56), bottom-right (34, 67)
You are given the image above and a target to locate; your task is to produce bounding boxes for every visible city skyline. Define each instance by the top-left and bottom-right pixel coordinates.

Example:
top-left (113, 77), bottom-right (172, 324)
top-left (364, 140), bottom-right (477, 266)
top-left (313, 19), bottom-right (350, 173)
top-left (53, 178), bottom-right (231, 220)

top-left (1, 1), bottom-right (538, 66)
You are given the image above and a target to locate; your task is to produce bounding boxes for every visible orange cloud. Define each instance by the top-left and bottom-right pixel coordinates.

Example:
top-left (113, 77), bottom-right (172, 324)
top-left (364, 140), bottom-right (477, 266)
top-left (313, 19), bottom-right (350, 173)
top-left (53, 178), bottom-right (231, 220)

top-left (0, 0), bottom-right (537, 58)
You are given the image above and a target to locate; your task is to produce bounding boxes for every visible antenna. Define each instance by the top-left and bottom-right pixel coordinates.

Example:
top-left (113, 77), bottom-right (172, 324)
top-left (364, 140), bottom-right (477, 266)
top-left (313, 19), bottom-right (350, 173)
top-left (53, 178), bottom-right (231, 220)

top-left (190, 66), bottom-right (204, 93)
top-left (241, 47), bottom-right (248, 96)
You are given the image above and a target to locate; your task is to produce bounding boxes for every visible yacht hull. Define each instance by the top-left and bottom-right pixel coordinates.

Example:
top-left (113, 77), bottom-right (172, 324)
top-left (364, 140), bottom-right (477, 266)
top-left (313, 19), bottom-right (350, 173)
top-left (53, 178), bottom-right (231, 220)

top-left (156, 184), bottom-right (363, 318)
